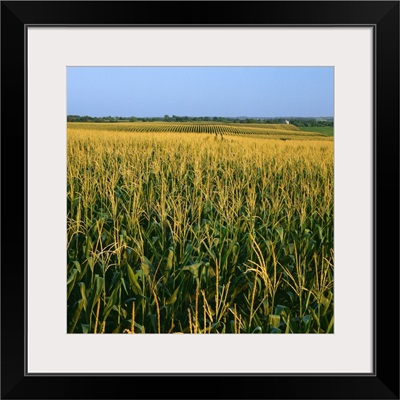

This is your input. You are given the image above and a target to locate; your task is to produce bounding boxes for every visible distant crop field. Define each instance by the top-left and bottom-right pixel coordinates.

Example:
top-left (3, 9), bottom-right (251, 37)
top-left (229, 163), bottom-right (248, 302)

top-left (299, 126), bottom-right (334, 136)
top-left (68, 122), bottom-right (330, 140)
top-left (67, 123), bottom-right (334, 334)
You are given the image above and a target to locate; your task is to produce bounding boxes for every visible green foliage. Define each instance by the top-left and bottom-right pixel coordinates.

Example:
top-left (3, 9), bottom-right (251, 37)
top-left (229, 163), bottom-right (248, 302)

top-left (67, 115), bottom-right (334, 127)
top-left (299, 126), bottom-right (334, 136)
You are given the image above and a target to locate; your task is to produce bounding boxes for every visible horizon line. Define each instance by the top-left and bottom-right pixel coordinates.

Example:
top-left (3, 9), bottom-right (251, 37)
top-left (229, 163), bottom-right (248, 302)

top-left (67, 115), bottom-right (334, 119)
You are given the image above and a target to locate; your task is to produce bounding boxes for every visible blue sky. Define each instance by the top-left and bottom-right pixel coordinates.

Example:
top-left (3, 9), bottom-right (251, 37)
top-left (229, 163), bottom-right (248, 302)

top-left (67, 67), bottom-right (334, 118)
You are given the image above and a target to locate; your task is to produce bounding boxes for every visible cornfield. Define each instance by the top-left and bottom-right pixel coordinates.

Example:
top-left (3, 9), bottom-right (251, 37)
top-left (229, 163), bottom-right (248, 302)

top-left (67, 123), bottom-right (334, 334)
top-left (68, 121), bottom-right (330, 139)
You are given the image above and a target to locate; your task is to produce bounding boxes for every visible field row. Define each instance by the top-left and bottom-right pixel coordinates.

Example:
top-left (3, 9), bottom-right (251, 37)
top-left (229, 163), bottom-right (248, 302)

top-left (68, 122), bottom-right (325, 138)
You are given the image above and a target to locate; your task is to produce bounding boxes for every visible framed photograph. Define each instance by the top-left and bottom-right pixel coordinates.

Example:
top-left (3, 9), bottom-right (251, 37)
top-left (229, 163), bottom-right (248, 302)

top-left (1, 1), bottom-right (399, 399)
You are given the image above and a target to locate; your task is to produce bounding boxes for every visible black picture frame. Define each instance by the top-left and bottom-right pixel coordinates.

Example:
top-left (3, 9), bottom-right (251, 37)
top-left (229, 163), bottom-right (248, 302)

top-left (1, 1), bottom-right (399, 399)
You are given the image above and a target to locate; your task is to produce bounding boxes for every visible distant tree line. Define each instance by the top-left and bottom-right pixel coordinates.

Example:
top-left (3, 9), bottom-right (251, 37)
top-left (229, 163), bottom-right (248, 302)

top-left (67, 115), bottom-right (333, 127)
top-left (67, 115), bottom-right (134, 123)
top-left (287, 118), bottom-right (333, 127)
